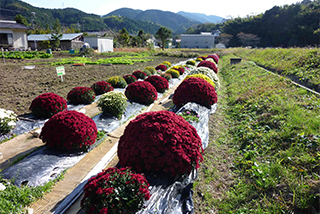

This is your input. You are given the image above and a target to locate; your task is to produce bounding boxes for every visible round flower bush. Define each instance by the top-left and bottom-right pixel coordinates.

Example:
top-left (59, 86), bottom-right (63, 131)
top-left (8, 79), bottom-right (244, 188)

top-left (107, 76), bottom-right (128, 88)
top-left (81, 167), bottom-right (151, 214)
top-left (144, 66), bottom-right (156, 75)
top-left (206, 54), bottom-right (219, 64)
top-left (155, 64), bottom-right (167, 71)
top-left (197, 60), bottom-right (218, 74)
top-left (162, 61), bottom-right (171, 68)
top-left (189, 67), bottom-right (220, 90)
top-left (165, 69), bottom-right (180, 78)
top-left (0, 108), bottom-right (18, 134)
top-left (196, 57), bottom-right (203, 62)
top-left (125, 81), bottom-right (157, 105)
top-left (186, 60), bottom-right (196, 66)
top-left (29, 93), bottom-right (67, 119)
top-left (118, 110), bottom-right (203, 177)
top-left (67, 87), bottom-right (96, 105)
top-left (145, 75), bottom-right (169, 93)
top-left (185, 74), bottom-right (215, 88)
top-left (160, 72), bottom-right (172, 81)
top-left (40, 110), bottom-right (97, 152)
top-left (123, 74), bottom-right (137, 84)
top-left (91, 81), bottom-right (114, 95)
top-left (143, 69), bottom-right (152, 77)
top-left (98, 91), bottom-right (128, 119)
top-left (132, 70), bottom-right (147, 80)
top-left (172, 65), bottom-right (185, 75)
top-left (173, 77), bottom-right (218, 108)
top-left (205, 58), bottom-right (216, 64)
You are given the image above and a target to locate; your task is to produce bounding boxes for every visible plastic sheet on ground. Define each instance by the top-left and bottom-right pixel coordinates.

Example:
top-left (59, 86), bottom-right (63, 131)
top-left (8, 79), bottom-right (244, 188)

top-left (0, 136), bottom-right (106, 187)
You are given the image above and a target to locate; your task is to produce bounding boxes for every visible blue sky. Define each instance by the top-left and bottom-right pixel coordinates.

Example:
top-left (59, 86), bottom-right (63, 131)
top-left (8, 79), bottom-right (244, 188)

top-left (21, 0), bottom-right (300, 18)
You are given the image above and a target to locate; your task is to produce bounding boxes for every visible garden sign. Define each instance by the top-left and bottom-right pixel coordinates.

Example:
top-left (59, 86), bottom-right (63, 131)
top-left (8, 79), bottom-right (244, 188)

top-left (56, 66), bottom-right (65, 82)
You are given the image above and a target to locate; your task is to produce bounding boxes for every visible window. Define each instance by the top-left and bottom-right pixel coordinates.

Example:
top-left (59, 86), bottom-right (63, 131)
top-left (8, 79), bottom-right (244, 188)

top-left (0, 33), bottom-right (13, 45)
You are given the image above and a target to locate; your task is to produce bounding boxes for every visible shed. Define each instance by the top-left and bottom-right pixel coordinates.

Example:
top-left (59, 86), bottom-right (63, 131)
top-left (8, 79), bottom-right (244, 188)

top-left (180, 32), bottom-right (215, 49)
top-left (27, 33), bottom-right (84, 50)
top-left (84, 37), bottom-right (113, 53)
top-left (0, 20), bottom-right (29, 50)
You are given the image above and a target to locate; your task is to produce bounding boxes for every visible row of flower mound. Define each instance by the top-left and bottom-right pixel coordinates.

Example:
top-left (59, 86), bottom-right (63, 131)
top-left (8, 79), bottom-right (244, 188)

top-left (79, 54), bottom-right (221, 213)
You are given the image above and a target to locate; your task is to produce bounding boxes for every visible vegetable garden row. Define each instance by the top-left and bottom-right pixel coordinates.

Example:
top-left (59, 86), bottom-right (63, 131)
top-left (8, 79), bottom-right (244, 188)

top-left (0, 53), bottom-right (221, 213)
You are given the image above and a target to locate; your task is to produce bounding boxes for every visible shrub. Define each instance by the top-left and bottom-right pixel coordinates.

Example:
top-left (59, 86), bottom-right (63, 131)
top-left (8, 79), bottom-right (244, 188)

top-left (205, 58), bottom-right (215, 63)
top-left (160, 72), bottom-right (172, 81)
top-left (144, 66), bottom-right (156, 74)
top-left (67, 87), bottom-right (96, 105)
top-left (40, 110), bottom-right (97, 152)
top-left (165, 69), bottom-right (180, 78)
top-left (132, 70), bottom-right (147, 80)
top-left (123, 74), bottom-right (137, 84)
top-left (155, 64), bottom-right (167, 71)
top-left (145, 75), bottom-right (169, 93)
top-left (125, 81), bottom-right (157, 105)
top-left (143, 69), bottom-right (152, 77)
top-left (81, 167), bottom-right (151, 214)
top-left (206, 54), bottom-right (219, 64)
top-left (186, 60), bottom-right (196, 66)
top-left (118, 110), bottom-right (203, 177)
top-left (196, 57), bottom-right (203, 62)
top-left (107, 76), bottom-right (128, 88)
top-left (189, 67), bottom-right (220, 90)
top-left (0, 109), bottom-right (18, 134)
top-left (29, 93), bottom-right (67, 119)
top-left (91, 81), bottom-right (114, 95)
top-left (172, 65), bottom-right (185, 75)
top-left (197, 60), bottom-right (218, 73)
top-left (162, 61), bottom-right (172, 68)
top-left (98, 91), bottom-right (128, 119)
top-left (173, 77), bottom-right (218, 108)
top-left (184, 74), bottom-right (215, 88)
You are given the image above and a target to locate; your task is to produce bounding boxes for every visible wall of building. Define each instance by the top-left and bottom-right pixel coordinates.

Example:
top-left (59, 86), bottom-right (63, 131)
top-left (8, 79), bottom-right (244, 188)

top-left (181, 34), bottom-right (215, 49)
top-left (12, 30), bottom-right (28, 49)
top-left (84, 37), bottom-right (113, 53)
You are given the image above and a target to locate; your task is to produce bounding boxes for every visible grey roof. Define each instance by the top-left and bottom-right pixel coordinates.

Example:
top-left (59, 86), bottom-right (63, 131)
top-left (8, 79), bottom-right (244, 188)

top-left (0, 21), bottom-right (30, 30)
top-left (27, 33), bottom-right (83, 41)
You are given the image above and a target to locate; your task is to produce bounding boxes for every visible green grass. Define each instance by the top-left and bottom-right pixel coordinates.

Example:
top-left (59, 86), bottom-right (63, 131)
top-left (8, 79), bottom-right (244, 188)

top-left (206, 54), bottom-right (320, 213)
top-left (0, 172), bottom-right (65, 214)
top-left (223, 48), bottom-right (320, 86)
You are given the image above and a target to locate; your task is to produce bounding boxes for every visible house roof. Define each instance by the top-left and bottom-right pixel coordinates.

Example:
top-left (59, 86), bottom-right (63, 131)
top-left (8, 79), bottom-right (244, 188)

top-left (0, 20), bottom-right (30, 30)
top-left (27, 33), bottom-right (83, 41)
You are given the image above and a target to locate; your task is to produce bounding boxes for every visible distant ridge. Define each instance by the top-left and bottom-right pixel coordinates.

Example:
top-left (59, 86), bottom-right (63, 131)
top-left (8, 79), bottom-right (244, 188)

top-left (177, 11), bottom-right (224, 23)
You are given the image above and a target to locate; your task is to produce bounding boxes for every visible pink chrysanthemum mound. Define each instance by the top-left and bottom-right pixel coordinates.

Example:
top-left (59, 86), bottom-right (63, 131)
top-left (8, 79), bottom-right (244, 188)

top-left (81, 167), bottom-right (151, 214)
top-left (197, 60), bottom-right (218, 74)
top-left (145, 75), bottom-right (169, 93)
top-left (40, 110), bottom-right (97, 152)
top-left (173, 77), bottom-right (218, 108)
top-left (91, 81), bottom-right (114, 95)
top-left (118, 110), bottom-right (203, 177)
top-left (123, 74), bottom-right (137, 84)
top-left (29, 93), bottom-right (67, 119)
top-left (125, 81), bottom-right (157, 105)
top-left (206, 54), bottom-right (219, 64)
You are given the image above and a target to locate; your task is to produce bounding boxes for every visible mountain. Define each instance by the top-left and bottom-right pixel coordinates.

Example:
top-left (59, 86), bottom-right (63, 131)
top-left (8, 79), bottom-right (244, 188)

top-left (104, 8), bottom-right (201, 34)
top-left (177, 11), bottom-right (224, 24)
top-left (0, 0), bottom-right (108, 31)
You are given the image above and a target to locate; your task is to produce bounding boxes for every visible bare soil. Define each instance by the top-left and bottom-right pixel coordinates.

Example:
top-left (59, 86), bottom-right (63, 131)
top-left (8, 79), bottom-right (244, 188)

top-left (0, 51), bottom-right (184, 116)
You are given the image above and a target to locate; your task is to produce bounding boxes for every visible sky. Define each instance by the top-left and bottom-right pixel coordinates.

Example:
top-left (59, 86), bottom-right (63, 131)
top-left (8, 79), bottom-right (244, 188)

top-left (20, 0), bottom-right (300, 18)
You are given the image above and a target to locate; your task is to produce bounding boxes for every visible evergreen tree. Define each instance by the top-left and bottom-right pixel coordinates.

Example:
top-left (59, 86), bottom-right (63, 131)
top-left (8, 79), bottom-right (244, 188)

top-left (155, 27), bottom-right (172, 50)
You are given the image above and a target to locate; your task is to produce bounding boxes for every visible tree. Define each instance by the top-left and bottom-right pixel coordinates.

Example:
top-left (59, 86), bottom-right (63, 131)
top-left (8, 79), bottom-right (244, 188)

top-left (14, 14), bottom-right (28, 26)
top-left (118, 28), bottom-right (130, 47)
top-left (216, 33), bottom-right (233, 47)
top-left (155, 27), bottom-right (172, 50)
top-left (237, 32), bottom-right (260, 47)
top-left (50, 18), bottom-right (63, 50)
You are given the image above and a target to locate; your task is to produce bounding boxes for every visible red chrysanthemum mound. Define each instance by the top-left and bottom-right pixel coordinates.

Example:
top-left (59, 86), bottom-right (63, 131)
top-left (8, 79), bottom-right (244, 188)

top-left (91, 81), bottom-right (114, 95)
top-left (125, 81), bottom-right (157, 105)
top-left (40, 110), bottom-right (97, 152)
top-left (118, 110), bottom-right (203, 177)
top-left (144, 75), bottom-right (169, 93)
top-left (132, 70), bottom-right (147, 80)
top-left (29, 93), bottom-right (67, 119)
top-left (155, 64), bottom-right (167, 71)
top-left (81, 167), bottom-right (151, 214)
top-left (197, 60), bottom-right (218, 73)
top-left (173, 77), bottom-right (218, 108)
top-left (67, 87), bottom-right (96, 104)
top-left (123, 74), bottom-right (137, 84)
top-left (206, 54), bottom-right (219, 64)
